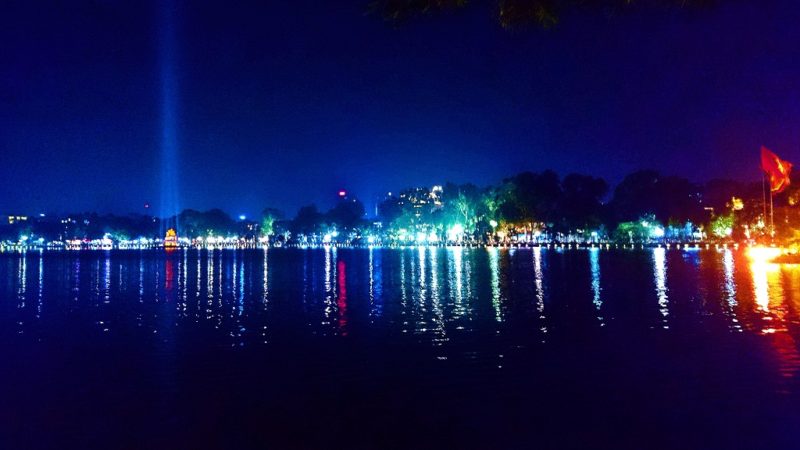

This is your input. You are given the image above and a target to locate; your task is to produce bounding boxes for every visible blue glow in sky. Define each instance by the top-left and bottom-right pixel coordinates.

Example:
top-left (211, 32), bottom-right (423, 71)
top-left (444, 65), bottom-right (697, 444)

top-left (2, 1), bottom-right (800, 217)
top-left (159, 0), bottom-right (180, 226)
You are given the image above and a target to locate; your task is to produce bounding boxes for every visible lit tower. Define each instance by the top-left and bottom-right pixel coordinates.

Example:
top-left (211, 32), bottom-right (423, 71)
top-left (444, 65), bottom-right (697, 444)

top-left (164, 228), bottom-right (178, 248)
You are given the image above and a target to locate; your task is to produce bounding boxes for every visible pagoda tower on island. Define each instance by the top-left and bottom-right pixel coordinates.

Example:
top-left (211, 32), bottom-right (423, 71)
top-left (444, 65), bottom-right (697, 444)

top-left (164, 228), bottom-right (179, 248)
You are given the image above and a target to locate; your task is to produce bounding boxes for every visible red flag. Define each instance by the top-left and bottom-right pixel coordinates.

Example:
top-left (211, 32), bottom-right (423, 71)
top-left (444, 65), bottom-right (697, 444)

top-left (761, 146), bottom-right (792, 194)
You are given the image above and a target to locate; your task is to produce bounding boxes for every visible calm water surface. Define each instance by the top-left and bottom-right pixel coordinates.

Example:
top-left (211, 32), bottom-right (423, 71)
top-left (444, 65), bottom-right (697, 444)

top-left (1, 247), bottom-right (799, 448)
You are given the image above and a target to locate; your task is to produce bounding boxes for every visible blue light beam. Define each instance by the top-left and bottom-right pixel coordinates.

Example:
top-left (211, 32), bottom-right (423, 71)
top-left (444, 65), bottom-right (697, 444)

top-left (158, 0), bottom-right (180, 235)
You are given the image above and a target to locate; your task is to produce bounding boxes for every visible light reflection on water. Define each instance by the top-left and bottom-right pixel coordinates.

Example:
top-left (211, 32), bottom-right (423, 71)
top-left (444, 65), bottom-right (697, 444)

top-left (533, 247), bottom-right (546, 336)
top-left (488, 247), bottom-right (502, 323)
top-left (589, 248), bottom-right (602, 324)
top-left (752, 256), bottom-right (775, 314)
top-left (746, 257), bottom-right (800, 388)
top-left (653, 247), bottom-right (669, 329)
top-left (3, 248), bottom-right (800, 394)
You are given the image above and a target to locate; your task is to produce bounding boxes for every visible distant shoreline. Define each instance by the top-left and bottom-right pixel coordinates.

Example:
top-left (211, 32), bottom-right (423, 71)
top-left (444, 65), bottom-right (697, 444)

top-left (0, 242), bottom-right (748, 253)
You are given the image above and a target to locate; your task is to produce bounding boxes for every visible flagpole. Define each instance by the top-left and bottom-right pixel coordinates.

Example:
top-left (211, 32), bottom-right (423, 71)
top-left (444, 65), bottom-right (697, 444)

top-left (761, 146), bottom-right (793, 241)
top-left (770, 184), bottom-right (775, 239)
top-left (762, 171), bottom-right (767, 233)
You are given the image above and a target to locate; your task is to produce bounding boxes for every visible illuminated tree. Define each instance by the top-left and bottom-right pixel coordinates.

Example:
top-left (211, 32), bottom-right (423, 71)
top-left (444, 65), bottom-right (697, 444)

top-left (709, 213), bottom-right (734, 239)
top-left (481, 188), bottom-right (500, 221)
top-left (260, 208), bottom-right (283, 239)
top-left (442, 182), bottom-right (482, 233)
top-left (613, 214), bottom-right (661, 243)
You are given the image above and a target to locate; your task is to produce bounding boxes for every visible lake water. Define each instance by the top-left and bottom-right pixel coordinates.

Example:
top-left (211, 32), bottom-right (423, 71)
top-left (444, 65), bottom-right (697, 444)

top-left (1, 247), bottom-right (799, 448)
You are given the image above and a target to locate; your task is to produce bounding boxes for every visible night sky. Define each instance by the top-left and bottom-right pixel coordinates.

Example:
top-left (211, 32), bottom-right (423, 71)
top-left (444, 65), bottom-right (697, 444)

top-left (2, 0), bottom-right (800, 218)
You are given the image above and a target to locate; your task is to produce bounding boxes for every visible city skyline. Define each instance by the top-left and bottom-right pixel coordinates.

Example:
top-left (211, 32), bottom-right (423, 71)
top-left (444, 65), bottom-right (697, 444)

top-left (0, 165), bottom-right (769, 218)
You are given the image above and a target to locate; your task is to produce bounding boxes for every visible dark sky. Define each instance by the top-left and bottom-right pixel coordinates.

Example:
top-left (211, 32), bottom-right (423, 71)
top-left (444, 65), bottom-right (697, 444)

top-left (2, 0), bottom-right (800, 218)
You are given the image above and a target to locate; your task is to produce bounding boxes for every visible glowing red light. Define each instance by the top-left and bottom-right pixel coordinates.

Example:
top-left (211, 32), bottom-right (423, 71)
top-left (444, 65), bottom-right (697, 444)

top-left (338, 190), bottom-right (347, 197)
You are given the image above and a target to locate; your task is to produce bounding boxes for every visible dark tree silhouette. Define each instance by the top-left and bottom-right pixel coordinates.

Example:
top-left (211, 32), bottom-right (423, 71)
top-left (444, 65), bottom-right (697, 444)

top-left (498, 170), bottom-right (562, 224)
top-left (178, 209), bottom-right (237, 237)
top-left (369, 0), bottom-right (722, 28)
top-left (291, 205), bottom-right (324, 235)
top-left (703, 179), bottom-right (747, 213)
top-left (327, 198), bottom-right (367, 230)
top-left (557, 173), bottom-right (608, 232)
top-left (610, 170), bottom-right (703, 225)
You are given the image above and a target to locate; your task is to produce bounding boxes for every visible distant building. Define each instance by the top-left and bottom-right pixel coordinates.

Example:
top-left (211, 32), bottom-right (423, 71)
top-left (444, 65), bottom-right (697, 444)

top-left (396, 186), bottom-right (444, 218)
top-left (8, 215), bottom-right (27, 224)
top-left (430, 185), bottom-right (443, 206)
